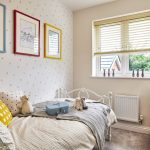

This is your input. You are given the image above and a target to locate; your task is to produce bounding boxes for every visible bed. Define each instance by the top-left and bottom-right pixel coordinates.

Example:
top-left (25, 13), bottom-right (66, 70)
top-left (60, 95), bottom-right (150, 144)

top-left (7, 88), bottom-right (117, 150)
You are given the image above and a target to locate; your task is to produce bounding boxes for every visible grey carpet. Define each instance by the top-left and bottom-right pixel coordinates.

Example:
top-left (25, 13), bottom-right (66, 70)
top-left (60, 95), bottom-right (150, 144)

top-left (104, 128), bottom-right (150, 150)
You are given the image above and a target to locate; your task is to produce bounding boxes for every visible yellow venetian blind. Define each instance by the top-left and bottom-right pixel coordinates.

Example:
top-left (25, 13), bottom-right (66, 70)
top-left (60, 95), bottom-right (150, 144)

top-left (94, 11), bottom-right (150, 55)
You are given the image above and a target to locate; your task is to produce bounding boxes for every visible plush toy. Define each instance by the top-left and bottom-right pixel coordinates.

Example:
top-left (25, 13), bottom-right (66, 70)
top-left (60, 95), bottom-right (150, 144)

top-left (74, 97), bottom-right (88, 111)
top-left (20, 96), bottom-right (33, 115)
top-left (81, 97), bottom-right (88, 110)
top-left (74, 98), bottom-right (83, 111)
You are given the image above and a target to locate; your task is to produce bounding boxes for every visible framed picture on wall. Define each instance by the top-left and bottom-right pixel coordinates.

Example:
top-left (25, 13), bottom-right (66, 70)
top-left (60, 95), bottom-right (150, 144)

top-left (0, 4), bottom-right (6, 53)
top-left (14, 10), bottom-right (40, 57)
top-left (44, 23), bottom-right (62, 59)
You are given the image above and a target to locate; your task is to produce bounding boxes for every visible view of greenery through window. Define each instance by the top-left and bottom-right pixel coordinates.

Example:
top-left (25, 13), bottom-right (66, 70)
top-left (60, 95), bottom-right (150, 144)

top-left (129, 54), bottom-right (150, 71)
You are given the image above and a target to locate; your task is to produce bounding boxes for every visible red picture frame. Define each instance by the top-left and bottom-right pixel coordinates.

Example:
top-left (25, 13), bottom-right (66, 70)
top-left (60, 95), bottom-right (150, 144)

top-left (14, 10), bottom-right (40, 57)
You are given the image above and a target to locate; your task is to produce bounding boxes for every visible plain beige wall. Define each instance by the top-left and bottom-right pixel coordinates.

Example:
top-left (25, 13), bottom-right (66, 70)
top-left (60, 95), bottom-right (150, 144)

top-left (73, 0), bottom-right (150, 127)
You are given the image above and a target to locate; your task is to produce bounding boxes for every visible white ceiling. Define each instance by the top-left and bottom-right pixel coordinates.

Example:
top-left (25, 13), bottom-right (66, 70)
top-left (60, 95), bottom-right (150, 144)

top-left (61, 0), bottom-right (117, 11)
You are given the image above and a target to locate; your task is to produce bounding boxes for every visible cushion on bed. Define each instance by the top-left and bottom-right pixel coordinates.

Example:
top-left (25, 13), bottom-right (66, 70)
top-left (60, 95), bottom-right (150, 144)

top-left (0, 121), bottom-right (16, 150)
top-left (0, 91), bottom-right (23, 116)
top-left (1, 99), bottom-right (22, 117)
top-left (0, 91), bottom-right (23, 101)
top-left (0, 101), bottom-right (12, 126)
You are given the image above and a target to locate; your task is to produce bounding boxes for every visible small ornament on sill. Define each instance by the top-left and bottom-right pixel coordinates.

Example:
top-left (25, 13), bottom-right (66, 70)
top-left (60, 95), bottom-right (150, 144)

top-left (112, 69), bottom-right (115, 77)
top-left (103, 69), bottom-right (106, 77)
top-left (108, 69), bottom-right (110, 77)
top-left (141, 69), bottom-right (144, 78)
top-left (132, 69), bottom-right (135, 77)
top-left (137, 69), bottom-right (139, 77)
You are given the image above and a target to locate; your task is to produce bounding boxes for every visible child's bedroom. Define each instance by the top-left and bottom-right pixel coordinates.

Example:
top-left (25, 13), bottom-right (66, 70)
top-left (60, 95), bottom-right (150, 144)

top-left (0, 0), bottom-right (150, 150)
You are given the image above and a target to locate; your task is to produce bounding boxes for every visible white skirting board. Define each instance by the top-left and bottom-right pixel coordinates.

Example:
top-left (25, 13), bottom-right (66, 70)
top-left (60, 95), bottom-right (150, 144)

top-left (112, 122), bottom-right (150, 135)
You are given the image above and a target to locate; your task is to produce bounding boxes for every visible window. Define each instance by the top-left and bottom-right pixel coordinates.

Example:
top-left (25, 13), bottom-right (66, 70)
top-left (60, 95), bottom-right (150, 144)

top-left (129, 53), bottom-right (150, 71)
top-left (92, 11), bottom-right (150, 78)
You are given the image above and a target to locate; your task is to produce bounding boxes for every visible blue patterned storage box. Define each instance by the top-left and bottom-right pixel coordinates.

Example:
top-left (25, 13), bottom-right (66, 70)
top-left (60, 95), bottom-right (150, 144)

top-left (46, 102), bottom-right (69, 116)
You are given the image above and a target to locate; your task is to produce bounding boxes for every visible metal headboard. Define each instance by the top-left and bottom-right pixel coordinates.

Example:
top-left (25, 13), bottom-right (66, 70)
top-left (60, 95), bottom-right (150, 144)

top-left (56, 88), bottom-right (112, 108)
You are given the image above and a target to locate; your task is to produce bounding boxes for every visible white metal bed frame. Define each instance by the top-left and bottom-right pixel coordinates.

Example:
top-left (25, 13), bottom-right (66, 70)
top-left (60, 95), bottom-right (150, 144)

top-left (56, 88), bottom-right (113, 141)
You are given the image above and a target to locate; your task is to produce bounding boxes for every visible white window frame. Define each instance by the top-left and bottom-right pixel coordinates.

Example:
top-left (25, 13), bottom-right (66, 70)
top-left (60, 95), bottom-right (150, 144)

top-left (92, 10), bottom-right (150, 78)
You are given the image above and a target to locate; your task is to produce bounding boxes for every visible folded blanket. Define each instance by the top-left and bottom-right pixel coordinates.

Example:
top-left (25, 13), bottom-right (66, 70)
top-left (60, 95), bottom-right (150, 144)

top-left (57, 103), bottom-right (109, 150)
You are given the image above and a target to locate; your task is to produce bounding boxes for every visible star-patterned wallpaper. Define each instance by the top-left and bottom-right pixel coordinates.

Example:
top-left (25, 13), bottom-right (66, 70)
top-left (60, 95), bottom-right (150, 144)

top-left (0, 0), bottom-right (73, 104)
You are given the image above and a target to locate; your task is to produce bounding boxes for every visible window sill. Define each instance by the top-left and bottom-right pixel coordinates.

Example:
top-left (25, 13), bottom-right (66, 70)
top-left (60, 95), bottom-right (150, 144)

top-left (91, 75), bottom-right (150, 80)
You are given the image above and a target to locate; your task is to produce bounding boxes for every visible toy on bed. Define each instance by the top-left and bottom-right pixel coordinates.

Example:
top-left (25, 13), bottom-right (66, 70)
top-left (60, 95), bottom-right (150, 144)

top-left (20, 95), bottom-right (33, 115)
top-left (0, 92), bottom-right (34, 116)
top-left (74, 98), bottom-right (83, 110)
top-left (74, 97), bottom-right (88, 111)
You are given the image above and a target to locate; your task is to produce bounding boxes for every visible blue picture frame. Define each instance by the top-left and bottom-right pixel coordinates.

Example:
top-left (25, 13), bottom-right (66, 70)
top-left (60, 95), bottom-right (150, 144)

top-left (0, 4), bottom-right (6, 53)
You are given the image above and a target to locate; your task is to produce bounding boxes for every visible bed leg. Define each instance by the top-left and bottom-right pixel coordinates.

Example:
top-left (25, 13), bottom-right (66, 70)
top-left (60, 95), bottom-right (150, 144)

top-left (106, 127), bottom-right (111, 141)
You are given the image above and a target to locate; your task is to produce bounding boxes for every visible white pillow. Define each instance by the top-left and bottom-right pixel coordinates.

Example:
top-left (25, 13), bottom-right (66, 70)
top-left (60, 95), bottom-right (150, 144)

top-left (0, 121), bottom-right (16, 150)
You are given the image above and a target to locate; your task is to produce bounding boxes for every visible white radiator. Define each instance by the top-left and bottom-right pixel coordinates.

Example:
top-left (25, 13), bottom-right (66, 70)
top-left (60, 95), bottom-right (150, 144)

top-left (114, 95), bottom-right (139, 123)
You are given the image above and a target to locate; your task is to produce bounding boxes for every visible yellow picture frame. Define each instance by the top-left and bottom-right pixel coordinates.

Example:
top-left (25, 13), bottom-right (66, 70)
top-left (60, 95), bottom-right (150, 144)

top-left (44, 23), bottom-right (62, 59)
